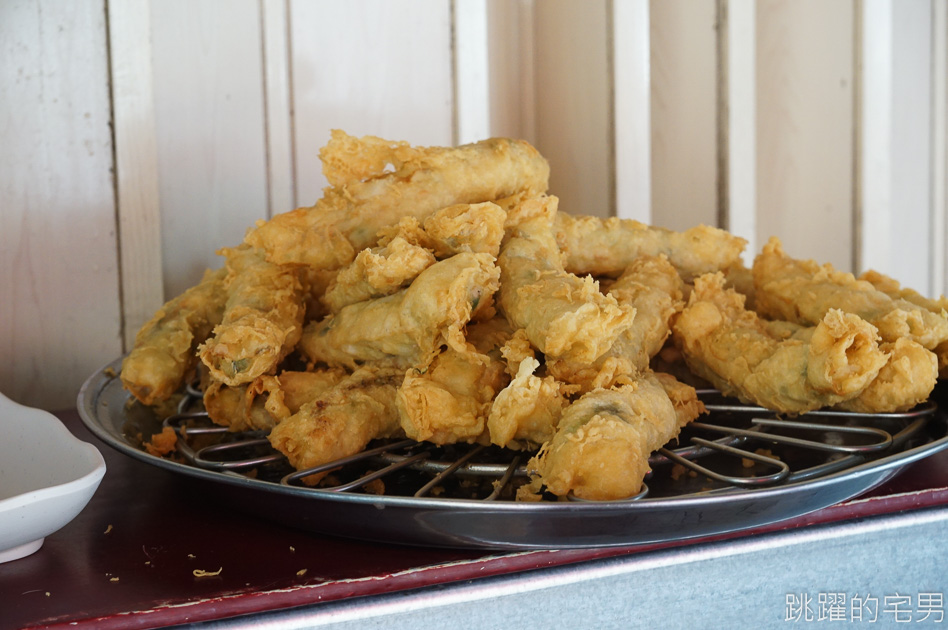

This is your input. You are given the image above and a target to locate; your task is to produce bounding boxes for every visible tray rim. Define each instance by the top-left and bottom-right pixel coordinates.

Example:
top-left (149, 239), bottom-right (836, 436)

top-left (78, 357), bottom-right (948, 516)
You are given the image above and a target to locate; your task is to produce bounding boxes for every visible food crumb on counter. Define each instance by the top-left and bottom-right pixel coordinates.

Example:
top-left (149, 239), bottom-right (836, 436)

top-left (289, 546), bottom-right (295, 553)
top-left (297, 569), bottom-right (307, 577)
top-left (104, 524), bottom-right (113, 534)
top-left (193, 568), bottom-right (223, 578)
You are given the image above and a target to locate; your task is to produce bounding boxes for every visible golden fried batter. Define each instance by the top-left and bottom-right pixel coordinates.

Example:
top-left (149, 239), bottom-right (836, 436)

top-left (267, 366), bottom-right (403, 485)
top-left (521, 371), bottom-right (704, 501)
top-left (121, 267), bottom-right (228, 406)
top-left (753, 237), bottom-right (948, 351)
top-left (547, 254), bottom-right (685, 392)
top-left (554, 213), bottom-right (747, 281)
top-left (673, 272), bottom-right (889, 413)
top-left (498, 196), bottom-right (636, 364)
top-left (198, 246), bottom-right (306, 386)
top-left (299, 252), bottom-right (500, 370)
top-left (203, 368), bottom-right (348, 432)
top-left (245, 132), bottom-right (549, 269)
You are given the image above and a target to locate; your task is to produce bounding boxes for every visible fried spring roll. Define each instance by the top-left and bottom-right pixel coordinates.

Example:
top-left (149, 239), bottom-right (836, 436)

top-left (486, 357), bottom-right (572, 450)
top-left (759, 321), bottom-right (937, 414)
top-left (203, 368), bottom-right (348, 432)
top-left (521, 371), bottom-right (704, 501)
top-left (321, 236), bottom-right (437, 313)
top-left (553, 213), bottom-right (747, 281)
top-left (421, 201), bottom-right (507, 258)
top-left (753, 237), bottom-right (948, 351)
top-left (198, 246), bottom-right (306, 386)
top-left (547, 254), bottom-right (685, 391)
top-left (396, 351), bottom-right (508, 446)
top-left (498, 196), bottom-right (636, 364)
top-left (299, 253), bottom-right (500, 370)
top-left (267, 367), bottom-right (404, 485)
top-left (121, 267), bottom-right (228, 406)
top-left (858, 269), bottom-right (948, 378)
top-left (245, 132), bottom-right (549, 269)
top-left (673, 273), bottom-right (889, 413)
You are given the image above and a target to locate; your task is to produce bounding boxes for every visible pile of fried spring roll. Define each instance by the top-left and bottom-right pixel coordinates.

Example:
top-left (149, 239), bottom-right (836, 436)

top-left (121, 131), bottom-right (942, 501)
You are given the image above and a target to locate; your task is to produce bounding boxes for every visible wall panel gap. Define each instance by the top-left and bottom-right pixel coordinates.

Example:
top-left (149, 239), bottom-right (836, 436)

top-left (108, 0), bottom-right (164, 348)
top-left (262, 0), bottom-right (294, 217)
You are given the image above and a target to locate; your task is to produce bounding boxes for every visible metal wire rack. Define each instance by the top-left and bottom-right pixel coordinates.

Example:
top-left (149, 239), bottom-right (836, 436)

top-left (159, 385), bottom-right (937, 503)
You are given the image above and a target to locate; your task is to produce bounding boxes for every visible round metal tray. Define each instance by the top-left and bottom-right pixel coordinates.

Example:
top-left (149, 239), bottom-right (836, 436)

top-left (78, 358), bottom-right (948, 550)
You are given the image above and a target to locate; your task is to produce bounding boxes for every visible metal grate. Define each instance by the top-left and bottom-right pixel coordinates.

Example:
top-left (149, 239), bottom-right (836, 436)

top-left (162, 385), bottom-right (936, 503)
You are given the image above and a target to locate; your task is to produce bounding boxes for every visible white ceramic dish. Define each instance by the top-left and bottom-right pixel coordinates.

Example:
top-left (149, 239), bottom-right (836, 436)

top-left (0, 391), bottom-right (106, 563)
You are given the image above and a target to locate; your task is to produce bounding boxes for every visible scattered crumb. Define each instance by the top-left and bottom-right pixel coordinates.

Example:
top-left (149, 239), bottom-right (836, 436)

top-left (296, 569), bottom-right (307, 577)
top-left (103, 367), bottom-right (117, 378)
top-left (188, 554), bottom-right (196, 559)
top-left (110, 577), bottom-right (119, 583)
top-left (670, 464), bottom-right (698, 480)
top-left (144, 426), bottom-right (178, 457)
top-left (743, 448), bottom-right (779, 468)
top-left (362, 478), bottom-right (385, 495)
top-left (104, 524), bottom-right (113, 534)
top-left (45, 592), bottom-right (50, 597)
top-left (289, 546), bottom-right (295, 553)
top-left (193, 568), bottom-right (223, 578)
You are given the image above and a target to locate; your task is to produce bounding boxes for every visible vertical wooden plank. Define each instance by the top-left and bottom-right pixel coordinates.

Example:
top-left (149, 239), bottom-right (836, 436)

top-left (261, 0), bottom-right (296, 215)
top-left (454, 0), bottom-right (491, 144)
top-left (934, 0), bottom-right (948, 297)
top-left (289, 0), bottom-right (454, 206)
top-left (150, 0), bottom-right (269, 299)
top-left (724, 0), bottom-right (757, 260)
top-left (860, 0), bottom-right (932, 291)
top-left (0, 0), bottom-right (120, 409)
top-left (109, 0), bottom-right (164, 349)
top-left (756, 0), bottom-right (855, 271)
top-left (612, 0), bottom-right (652, 223)
top-left (534, 0), bottom-right (612, 218)
top-left (649, 0), bottom-right (719, 231)
top-left (485, 0), bottom-right (536, 143)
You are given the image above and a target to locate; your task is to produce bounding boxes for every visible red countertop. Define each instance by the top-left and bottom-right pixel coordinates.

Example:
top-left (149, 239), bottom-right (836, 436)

top-left (3, 410), bottom-right (948, 630)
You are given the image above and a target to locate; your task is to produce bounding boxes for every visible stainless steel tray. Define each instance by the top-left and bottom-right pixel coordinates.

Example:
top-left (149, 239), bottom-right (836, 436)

top-left (78, 358), bottom-right (948, 550)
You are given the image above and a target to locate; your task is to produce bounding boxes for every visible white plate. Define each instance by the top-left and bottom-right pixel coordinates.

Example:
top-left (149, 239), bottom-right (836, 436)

top-left (0, 392), bottom-right (106, 563)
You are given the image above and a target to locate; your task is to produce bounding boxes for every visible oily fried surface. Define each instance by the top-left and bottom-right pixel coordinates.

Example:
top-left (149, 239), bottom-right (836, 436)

top-left (122, 129), bottom-right (943, 504)
top-left (198, 246), bottom-right (307, 386)
top-left (521, 371), bottom-right (704, 501)
top-left (121, 267), bottom-right (228, 406)
top-left (498, 196), bottom-right (636, 364)
top-left (673, 273), bottom-right (889, 414)
top-left (554, 214), bottom-right (747, 281)
top-left (267, 366), bottom-right (404, 485)
top-left (753, 237), bottom-right (948, 350)
top-left (299, 252), bottom-right (500, 370)
top-left (245, 133), bottom-right (549, 269)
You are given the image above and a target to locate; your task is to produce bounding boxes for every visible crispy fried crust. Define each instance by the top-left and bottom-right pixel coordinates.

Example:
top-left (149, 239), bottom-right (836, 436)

top-left (672, 272), bottom-right (889, 414)
top-left (753, 237), bottom-right (948, 350)
top-left (554, 213), bottom-right (747, 281)
top-left (498, 196), bottom-right (636, 364)
top-left (121, 267), bottom-right (228, 406)
top-left (521, 371), bottom-right (704, 501)
top-left (245, 133), bottom-right (549, 269)
top-left (267, 367), bottom-right (404, 485)
top-left (299, 253), bottom-right (500, 369)
top-left (198, 246), bottom-right (306, 386)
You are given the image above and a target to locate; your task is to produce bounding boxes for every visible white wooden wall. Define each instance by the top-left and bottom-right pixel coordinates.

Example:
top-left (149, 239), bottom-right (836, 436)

top-left (2, 0), bottom-right (946, 409)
